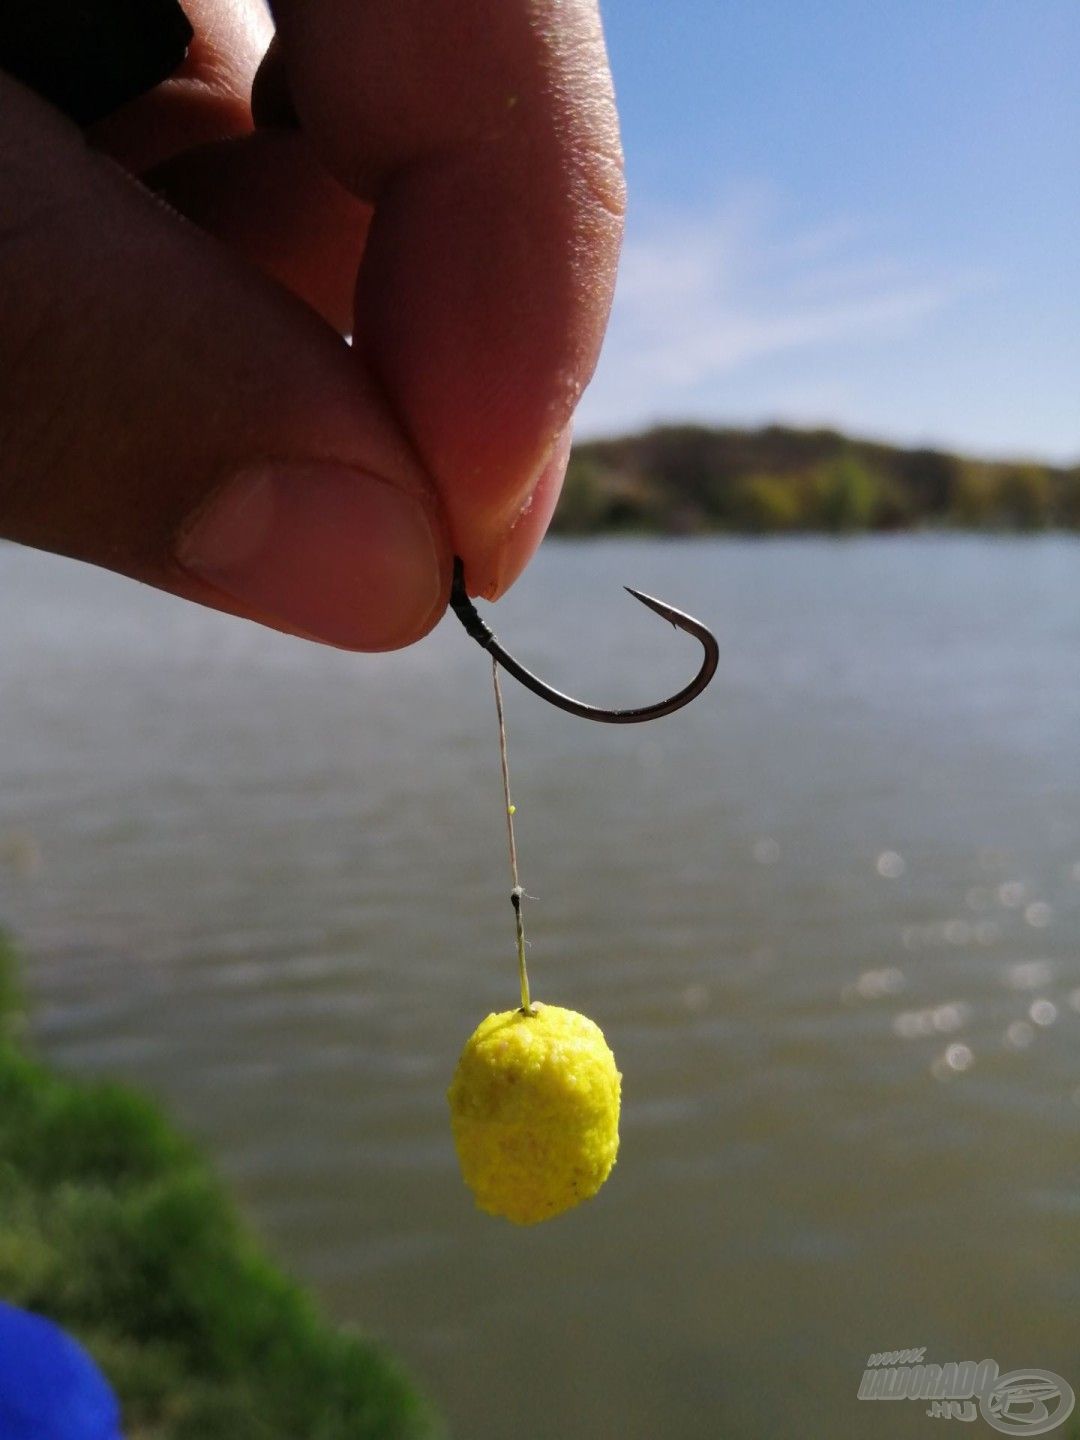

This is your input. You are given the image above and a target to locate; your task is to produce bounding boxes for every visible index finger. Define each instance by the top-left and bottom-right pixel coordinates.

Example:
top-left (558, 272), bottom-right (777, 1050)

top-left (268, 0), bottom-right (624, 598)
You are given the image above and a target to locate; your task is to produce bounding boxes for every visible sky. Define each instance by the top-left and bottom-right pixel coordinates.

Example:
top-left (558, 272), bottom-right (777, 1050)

top-left (575, 0), bottom-right (1079, 462)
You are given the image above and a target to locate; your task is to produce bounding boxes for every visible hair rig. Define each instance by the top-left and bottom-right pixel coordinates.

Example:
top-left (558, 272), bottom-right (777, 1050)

top-left (448, 557), bottom-right (719, 723)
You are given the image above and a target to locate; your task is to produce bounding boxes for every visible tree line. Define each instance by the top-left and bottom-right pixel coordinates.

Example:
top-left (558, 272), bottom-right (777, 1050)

top-left (554, 424), bottom-right (1079, 535)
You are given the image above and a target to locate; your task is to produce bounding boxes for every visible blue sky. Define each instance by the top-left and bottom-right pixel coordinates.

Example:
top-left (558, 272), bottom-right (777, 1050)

top-left (575, 1), bottom-right (1079, 461)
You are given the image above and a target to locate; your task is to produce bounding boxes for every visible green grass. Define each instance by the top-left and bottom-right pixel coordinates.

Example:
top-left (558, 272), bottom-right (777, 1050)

top-left (0, 932), bottom-right (441, 1440)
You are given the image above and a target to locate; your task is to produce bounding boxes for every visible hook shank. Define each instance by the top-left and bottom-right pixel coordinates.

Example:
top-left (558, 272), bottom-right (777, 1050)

top-left (448, 557), bottom-right (718, 723)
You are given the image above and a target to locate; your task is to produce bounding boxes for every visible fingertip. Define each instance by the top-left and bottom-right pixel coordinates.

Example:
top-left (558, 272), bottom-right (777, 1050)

top-left (270, 0), bottom-right (622, 604)
top-left (174, 461), bottom-right (450, 651)
top-left (468, 424), bottom-right (573, 600)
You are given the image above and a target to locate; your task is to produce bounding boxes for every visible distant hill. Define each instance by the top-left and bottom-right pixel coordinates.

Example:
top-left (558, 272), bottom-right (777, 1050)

top-left (554, 424), bottom-right (1080, 534)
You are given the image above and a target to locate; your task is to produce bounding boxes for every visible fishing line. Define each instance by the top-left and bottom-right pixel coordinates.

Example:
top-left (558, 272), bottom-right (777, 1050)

top-left (491, 656), bottom-right (533, 1014)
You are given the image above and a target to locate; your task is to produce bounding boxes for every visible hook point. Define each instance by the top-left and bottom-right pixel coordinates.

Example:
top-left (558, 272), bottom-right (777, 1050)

top-left (624, 585), bottom-right (681, 627)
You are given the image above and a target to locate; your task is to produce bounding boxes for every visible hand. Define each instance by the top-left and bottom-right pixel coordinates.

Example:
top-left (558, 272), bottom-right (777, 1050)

top-left (0, 0), bottom-right (623, 649)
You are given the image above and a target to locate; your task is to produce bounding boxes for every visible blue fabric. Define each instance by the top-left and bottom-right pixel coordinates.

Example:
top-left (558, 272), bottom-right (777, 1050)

top-left (0, 1304), bottom-right (122, 1440)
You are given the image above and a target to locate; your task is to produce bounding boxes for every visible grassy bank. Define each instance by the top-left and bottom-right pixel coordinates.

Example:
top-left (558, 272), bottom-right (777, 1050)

top-left (0, 932), bottom-right (439, 1440)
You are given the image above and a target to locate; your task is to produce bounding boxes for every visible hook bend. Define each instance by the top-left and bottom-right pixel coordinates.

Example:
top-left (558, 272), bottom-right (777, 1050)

top-left (448, 557), bottom-right (718, 723)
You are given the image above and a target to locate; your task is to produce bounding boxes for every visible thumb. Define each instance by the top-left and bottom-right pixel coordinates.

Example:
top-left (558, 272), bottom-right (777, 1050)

top-left (0, 76), bottom-right (450, 651)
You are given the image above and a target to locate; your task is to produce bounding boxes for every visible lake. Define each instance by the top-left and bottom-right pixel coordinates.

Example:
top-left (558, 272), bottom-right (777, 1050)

top-left (1, 536), bottom-right (1079, 1438)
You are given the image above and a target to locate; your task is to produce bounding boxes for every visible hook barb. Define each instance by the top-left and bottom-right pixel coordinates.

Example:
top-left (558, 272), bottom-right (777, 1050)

top-left (448, 557), bottom-right (718, 723)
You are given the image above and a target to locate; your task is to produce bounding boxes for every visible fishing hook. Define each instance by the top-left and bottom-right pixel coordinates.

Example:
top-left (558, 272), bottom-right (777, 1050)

top-left (448, 557), bottom-right (719, 723)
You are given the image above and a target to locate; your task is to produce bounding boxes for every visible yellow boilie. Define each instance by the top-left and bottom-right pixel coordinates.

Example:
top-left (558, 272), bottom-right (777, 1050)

top-left (447, 1002), bottom-right (621, 1225)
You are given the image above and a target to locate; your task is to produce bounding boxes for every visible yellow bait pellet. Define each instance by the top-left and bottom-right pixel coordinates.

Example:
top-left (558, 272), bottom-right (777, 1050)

top-left (507, 804), bottom-right (516, 815)
top-left (447, 1003), bottom-right (621, 1225)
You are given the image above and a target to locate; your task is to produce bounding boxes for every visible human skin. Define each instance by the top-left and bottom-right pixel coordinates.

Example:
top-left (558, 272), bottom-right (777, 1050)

top-left (0, 0), bottom-right (624, 650)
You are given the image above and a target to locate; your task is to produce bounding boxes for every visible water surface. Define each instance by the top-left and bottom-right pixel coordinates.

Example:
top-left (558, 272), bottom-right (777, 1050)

top-left (2, 537), bottom-right (1079, 1438)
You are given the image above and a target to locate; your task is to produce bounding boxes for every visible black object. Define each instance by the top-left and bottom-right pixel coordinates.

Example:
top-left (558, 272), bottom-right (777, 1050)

top-left (448, 557), bottom-right (719, 724)
top-left (0, 0), bottom-right (193, 125)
